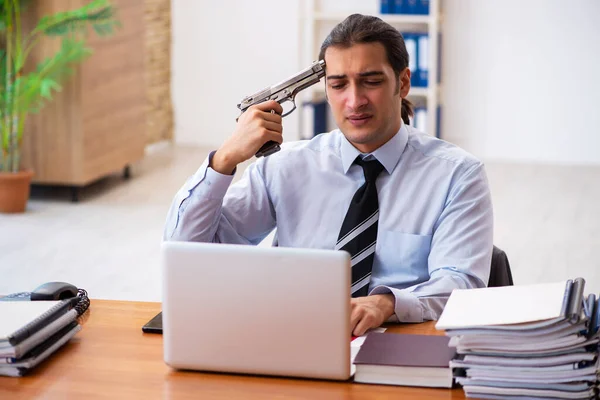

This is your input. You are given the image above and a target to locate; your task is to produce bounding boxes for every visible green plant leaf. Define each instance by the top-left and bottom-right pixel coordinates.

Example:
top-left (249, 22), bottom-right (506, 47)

top-left (15, 37), bottom-right (93, 113)
top-left (13, 51), bottom-right (25, 72)
top-left (34, 0), bottom-right (118, 37)
top-left (0, 49), bottom-right (5, 88)
top-left (2, 0), bottom-right (119, 161)
top-left (40, 78), bottom-right (61, 100)
top-left (0, 2), bottom-right (7, 33)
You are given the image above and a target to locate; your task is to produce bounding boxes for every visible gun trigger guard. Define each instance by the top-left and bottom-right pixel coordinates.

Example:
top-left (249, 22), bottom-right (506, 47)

top-left (280, 99), bottom-right (296, 118)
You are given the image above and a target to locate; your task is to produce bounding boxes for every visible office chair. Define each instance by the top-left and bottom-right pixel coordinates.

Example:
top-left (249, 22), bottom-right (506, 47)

top-left (488, 245), bottom-right (514, 287)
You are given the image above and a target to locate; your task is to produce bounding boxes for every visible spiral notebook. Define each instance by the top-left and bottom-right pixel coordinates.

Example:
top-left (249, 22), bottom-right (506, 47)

top-left (0, 322), bottom-right (82, 377)
top-left (1, 301), bottom-right (71, 343)
top-left (0, 295), bottom-right (89, 358)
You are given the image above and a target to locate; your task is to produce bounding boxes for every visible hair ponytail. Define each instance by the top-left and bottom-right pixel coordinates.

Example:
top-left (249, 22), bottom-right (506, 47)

top-left (401, 97), bottom-right (414, 125)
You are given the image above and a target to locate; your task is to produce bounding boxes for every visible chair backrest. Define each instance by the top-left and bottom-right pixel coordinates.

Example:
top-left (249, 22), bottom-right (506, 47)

top-left (488, 245), bottom-right (514, 287)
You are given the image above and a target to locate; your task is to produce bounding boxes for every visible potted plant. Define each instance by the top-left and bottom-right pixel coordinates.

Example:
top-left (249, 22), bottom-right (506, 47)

top-left (0, 0), bottom-right (118, 212)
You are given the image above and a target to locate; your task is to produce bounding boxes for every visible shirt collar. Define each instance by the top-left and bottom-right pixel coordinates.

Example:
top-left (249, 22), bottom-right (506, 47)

top-left (340, 123), bottom-right (409, 175)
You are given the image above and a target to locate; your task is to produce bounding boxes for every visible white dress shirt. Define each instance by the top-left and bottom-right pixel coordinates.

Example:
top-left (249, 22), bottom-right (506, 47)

top-left (164, 123), bottom-right (493, 322)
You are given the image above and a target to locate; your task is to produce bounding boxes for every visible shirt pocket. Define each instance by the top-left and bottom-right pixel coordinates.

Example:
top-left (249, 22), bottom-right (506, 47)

top-left (375, 231), bottom-right (433, 282)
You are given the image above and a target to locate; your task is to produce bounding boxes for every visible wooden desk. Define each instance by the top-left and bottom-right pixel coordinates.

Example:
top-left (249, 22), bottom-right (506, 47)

top-left (0, 300), bottom-right (466, 399)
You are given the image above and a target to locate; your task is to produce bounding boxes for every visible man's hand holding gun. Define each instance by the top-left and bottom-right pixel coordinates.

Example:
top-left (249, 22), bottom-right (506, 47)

top-left (211, 61), bottom-right (326, 175)
top-left (211, 100), bottom-right (284, 175)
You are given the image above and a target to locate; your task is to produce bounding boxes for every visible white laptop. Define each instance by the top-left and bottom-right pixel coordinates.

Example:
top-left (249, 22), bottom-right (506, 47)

top-left (161, 241), bottom-right (352, 380)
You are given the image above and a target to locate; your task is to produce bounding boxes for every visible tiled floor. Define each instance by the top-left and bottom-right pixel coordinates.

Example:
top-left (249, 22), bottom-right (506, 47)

top-left (2, 143), bottom-right (599, 300)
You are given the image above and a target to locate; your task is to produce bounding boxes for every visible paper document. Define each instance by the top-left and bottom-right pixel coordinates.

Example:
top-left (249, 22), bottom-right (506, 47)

top-left (436, 281), bottom-right (569, 330)
top-left (462, 384), bottom-right (596, 399)
top-left (0, 301), bottom-right (63, 341)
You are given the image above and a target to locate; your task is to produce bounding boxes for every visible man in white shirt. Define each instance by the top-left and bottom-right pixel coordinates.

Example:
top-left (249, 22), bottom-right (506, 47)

top-left (164, 14), bottom-right (493, 336)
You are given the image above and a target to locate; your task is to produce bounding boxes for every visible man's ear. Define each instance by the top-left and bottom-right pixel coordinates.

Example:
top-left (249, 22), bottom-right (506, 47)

top-left (399, 68), bottom-right (411, 98)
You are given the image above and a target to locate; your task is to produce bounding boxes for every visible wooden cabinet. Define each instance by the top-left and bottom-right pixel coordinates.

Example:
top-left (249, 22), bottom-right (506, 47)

top-left (21, 0), bottom-right (146, 187)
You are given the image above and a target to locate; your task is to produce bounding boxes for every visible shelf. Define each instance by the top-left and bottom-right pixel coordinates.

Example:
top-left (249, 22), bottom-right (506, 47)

top-left (313, 12), bottom-right (433, 25)
top-left (408, 87), bottom-right (429, 97)
top-left (307, 87), bottom-right (432, 102)
top-left (304, 0), bottom-right (441, 138)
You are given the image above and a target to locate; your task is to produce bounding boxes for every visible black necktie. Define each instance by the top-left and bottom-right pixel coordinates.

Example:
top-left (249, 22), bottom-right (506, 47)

top-left (336, 157), bottom-right (385, 297)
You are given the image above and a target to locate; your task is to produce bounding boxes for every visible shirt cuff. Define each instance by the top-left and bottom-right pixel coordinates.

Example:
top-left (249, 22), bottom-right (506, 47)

top-left (370, 285), bottom-right (424, 323)
top-left (184, 151), bottom-right (235, 200)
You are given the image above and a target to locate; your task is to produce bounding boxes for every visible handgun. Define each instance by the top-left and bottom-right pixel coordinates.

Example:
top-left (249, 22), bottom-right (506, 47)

top-left (237, 60), bottom-right (326, 157)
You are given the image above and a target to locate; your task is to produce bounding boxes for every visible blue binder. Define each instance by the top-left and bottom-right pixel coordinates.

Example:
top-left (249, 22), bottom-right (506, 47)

top-left (404, 0), bottom-right (418, 14)
top-left (402, 0), bottom-right (429, 15)
top-left (416, 0), bottom-right (430, 15)
top-left (414, 107), bottom-right (427, 132)
top-left (392, 0), bottom-right (404, 14)
top-left (402, 32), bottom-right (419, 88)
top-left (313, 100), bottom-right (328, 137)
top-left (380, 0), bottom-right (393, 14)
top-left (302, 100), bottom-right (328, 137)
top-left (416, 33), bottom-right (429, 87)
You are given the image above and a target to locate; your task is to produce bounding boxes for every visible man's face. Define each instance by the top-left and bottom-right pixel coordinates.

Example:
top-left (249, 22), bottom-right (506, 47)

top-left (324, 42), bottom-right (410, 153)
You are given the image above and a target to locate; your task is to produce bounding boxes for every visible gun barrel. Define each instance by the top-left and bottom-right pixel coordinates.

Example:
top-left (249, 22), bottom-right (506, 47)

top-left (237, 60), bottom-right (326, 112)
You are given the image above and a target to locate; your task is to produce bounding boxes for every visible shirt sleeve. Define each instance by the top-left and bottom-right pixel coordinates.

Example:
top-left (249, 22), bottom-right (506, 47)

top-left (163, 151), bottom-right (276, 244)
top-left (370, 162), bottom-right (494, 322)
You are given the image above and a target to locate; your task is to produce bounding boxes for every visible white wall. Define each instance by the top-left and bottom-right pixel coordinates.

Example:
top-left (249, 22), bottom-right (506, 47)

top-left (172, 0), bottom-right (301, 148)
top-left (442, 0), bottom-right (600, 165)
top-left (173, 0), bottom-right (600, 165)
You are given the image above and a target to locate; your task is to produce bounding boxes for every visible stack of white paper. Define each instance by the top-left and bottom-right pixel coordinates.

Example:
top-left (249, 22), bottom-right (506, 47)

top-left (436, 279), bottom-right (599, 399)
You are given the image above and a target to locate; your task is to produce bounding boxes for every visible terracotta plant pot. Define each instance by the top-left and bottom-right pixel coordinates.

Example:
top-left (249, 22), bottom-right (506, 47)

top-left (0, 170), bottom-right (34, 213)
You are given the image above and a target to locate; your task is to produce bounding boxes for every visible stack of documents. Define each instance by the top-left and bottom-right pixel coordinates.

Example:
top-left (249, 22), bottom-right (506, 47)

top-left (436, 278), bottom-right (600, 399)
top-left (0, 295), bottom-right (90, 377)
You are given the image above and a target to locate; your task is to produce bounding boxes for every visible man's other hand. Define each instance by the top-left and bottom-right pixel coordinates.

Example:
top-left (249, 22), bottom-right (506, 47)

top-left (351, 294), bottom-right (395, 337)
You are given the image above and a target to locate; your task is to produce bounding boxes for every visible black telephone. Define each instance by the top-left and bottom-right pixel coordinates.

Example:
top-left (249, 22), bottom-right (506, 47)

top-left (1, 281), bottom-right (79, 301)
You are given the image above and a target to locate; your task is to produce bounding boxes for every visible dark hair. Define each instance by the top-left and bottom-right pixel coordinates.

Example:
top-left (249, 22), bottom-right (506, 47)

top-left (318, 14), bottom-right (414, 125)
